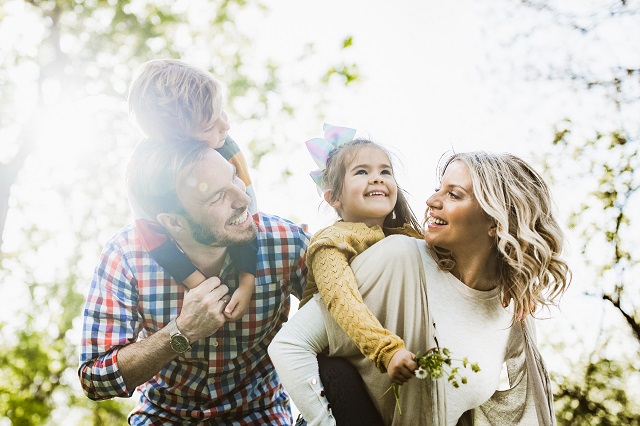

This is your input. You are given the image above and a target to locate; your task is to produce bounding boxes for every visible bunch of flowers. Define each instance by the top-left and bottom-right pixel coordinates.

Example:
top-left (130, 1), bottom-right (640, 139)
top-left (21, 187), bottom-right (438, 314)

top-left (384, 346), bottom-right (480, 414)
top-left (413, 347), bottom-right (480, 387)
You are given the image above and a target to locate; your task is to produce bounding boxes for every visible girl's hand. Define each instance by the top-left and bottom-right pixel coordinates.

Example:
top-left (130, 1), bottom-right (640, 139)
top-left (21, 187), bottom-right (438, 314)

top-left (387, 349), bottom-right (418, 385)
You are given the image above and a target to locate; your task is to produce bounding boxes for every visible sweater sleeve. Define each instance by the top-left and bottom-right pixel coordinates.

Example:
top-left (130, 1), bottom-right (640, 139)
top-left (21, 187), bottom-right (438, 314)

top-left (310, 223), bottom-right (406, 372)
top-left (78, 239), bottom-right (140, 400)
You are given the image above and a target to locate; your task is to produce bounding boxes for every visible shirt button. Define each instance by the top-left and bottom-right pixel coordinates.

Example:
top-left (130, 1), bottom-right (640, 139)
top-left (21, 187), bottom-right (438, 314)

top-left (213, 340), bottom-right (218, 347)
top-left (311, 378), bottom-right (317, 385)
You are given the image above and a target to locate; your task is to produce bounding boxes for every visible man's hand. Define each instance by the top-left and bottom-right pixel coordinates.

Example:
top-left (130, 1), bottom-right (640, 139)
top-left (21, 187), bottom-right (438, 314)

top-left (116, 277), bottom-right (228, 391)
top-left (387, 349), bottom-right (418, 385)
top-left (176, 277), bottom-right (229, 342)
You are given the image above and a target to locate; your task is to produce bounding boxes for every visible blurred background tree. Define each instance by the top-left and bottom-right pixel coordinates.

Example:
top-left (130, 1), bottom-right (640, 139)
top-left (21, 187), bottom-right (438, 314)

top-left (486, 0), bottom-right (640, 423)
top-left (0, 0), bottom-right (356, 423)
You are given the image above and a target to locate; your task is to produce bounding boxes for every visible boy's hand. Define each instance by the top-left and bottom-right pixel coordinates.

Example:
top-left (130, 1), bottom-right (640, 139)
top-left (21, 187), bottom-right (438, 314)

top-left (387, 349), bottom-right (418, 385)
top-left (224, 274), bottom-right (255, 321)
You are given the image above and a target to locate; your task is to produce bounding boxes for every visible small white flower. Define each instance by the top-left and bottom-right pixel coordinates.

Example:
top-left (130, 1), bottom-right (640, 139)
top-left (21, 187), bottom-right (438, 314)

top-left (414, 367), bottom-right (428, 379)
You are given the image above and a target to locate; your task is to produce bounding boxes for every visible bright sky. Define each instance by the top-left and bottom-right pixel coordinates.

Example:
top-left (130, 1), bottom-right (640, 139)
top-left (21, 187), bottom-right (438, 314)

top-left (230, 0), bottom-right (587, 231)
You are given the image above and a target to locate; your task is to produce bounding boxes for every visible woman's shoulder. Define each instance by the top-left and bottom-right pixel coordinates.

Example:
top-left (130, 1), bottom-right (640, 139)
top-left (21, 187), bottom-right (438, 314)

top-left (382, 234), bottom-right (430, 253)
top-left (352, 234), bottom-right (422, 266)
top-left (350, 235), bottom-right (434, 288)
top-left (378, 233), bottom-right (420, 248)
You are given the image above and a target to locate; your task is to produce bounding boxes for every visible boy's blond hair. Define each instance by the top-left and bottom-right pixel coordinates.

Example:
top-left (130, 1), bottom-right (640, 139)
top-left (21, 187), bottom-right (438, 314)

top-left (127, 59), bottom-right (223, 141)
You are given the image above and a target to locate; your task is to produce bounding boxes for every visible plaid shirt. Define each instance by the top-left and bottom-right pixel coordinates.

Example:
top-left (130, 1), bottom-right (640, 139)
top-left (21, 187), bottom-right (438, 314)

top-left (79, 213), bottom-right (309, 425)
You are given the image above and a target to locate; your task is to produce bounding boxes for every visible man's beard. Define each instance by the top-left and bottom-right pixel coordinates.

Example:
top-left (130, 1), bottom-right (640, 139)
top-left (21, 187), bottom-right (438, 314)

top-left (184, 212), bottom-right (257, 247)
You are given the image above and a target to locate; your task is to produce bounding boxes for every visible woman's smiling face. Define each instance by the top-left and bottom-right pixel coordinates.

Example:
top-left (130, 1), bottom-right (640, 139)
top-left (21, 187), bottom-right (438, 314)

top-left (424, 160), bottom-right (494, 254)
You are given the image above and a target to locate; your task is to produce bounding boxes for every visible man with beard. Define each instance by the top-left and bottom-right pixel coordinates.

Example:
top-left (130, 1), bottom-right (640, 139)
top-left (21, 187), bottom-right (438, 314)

top-left (78, 137), bottom-right (310, 425)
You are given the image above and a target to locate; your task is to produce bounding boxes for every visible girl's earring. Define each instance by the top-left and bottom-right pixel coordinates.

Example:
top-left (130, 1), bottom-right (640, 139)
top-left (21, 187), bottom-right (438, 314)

top-left (391, 210), bottom-right (397, 220)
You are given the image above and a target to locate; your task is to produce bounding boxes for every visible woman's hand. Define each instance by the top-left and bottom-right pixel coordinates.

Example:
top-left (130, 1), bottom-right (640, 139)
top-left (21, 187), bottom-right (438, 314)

top-left (387, 349), bottom-right (418, 385)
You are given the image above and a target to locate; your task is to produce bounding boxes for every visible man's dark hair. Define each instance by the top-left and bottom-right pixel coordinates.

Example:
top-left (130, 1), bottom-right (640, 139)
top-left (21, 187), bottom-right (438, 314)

top-left (127, 137), bottom-right (210, 218)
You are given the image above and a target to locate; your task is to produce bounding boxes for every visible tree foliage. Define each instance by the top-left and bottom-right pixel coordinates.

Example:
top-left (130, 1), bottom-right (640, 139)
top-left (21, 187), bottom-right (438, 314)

top-left (553, 356), bottom-right (640, 425)
top-left (496, 0), bottom-right (640, 422)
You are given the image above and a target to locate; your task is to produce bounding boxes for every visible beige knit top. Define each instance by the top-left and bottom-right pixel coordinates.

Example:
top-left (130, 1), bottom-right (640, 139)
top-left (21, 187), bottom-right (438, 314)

top-left (299, 221), bottom-right (422, 371)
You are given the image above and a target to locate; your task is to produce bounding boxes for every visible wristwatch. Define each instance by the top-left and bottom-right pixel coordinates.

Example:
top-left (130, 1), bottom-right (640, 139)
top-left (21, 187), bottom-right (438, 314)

top-left (167, 318), bottom-right (191, 353)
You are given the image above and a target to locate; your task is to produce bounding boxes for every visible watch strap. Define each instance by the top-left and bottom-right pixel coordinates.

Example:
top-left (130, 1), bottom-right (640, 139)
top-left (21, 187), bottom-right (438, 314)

top-left (167, 318), bottom-right (191, 353)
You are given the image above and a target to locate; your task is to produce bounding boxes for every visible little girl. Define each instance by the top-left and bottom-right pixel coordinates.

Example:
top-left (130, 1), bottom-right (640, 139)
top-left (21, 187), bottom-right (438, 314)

top-left (269, 124), bottom-right (423, 425)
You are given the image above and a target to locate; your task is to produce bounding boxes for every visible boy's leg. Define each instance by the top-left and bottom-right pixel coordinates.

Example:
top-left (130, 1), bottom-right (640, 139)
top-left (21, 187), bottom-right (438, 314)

top-left (135, 219), bottom-right (205, 288)
top-left (225, 240), bottom-right (258, 320)
top-left (227, 238), bottom-right (258, 275)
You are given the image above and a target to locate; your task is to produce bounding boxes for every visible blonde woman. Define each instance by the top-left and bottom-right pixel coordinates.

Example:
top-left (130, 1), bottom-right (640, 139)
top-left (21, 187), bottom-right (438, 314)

top-left (269, 151), bottom-right (571, 425)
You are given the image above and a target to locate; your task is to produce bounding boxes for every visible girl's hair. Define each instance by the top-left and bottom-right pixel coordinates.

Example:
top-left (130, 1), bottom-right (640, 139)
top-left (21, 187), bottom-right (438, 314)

top-left (322, 139), bottom-right (422, 234)
top-left (431, 151), bottom-right (571, 321)
top-left (127, 59), bottom-right (224, 142)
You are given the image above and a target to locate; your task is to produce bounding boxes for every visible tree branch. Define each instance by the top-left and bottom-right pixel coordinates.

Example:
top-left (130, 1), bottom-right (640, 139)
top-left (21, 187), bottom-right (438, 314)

top-left (602, 293), bottom-right (640, 342)
top-left (0, 136), bottom-right (35, 251)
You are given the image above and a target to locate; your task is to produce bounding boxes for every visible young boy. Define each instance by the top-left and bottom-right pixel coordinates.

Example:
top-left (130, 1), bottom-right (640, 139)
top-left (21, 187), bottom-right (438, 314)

top-left (127, 59), bottom-right (257, 320)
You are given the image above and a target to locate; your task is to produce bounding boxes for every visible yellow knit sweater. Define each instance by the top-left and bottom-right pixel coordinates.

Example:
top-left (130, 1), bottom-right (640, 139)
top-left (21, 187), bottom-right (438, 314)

top-left (299, 221), bottom-right (422, 372)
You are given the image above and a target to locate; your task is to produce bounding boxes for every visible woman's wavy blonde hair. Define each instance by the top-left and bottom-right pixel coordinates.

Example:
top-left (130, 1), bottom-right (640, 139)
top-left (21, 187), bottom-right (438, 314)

top-left (432, 151), bottom-right (571, 321)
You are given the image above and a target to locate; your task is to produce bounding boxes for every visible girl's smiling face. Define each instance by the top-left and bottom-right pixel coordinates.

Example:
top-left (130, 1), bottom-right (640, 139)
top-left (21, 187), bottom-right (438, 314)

top-left (328, 146), bottom-right (398, 227)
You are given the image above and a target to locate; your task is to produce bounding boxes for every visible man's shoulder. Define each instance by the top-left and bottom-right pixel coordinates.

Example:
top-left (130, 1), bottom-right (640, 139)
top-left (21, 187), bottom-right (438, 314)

top-left (101, 223), bottom-right (145, 257)
top-left (256, 212), bottom-right (307, 237)
top-left (254, 212), bottom-right (310, 261)
top-left (254, 213), bottom-right (309, 282)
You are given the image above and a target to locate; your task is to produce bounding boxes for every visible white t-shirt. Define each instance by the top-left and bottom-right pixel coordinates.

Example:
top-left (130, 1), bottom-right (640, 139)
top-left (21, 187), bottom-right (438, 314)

top-left (418, 241), bottom-right (514, 424)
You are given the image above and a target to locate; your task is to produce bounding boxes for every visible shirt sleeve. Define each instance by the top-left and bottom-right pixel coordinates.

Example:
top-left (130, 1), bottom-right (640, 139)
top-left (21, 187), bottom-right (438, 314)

top-left (78, 239), bottom-right (142, 400)
top-left (288, 227), bottom-right (311, 300)
top-left (310, 224), bottom-right (405, 372)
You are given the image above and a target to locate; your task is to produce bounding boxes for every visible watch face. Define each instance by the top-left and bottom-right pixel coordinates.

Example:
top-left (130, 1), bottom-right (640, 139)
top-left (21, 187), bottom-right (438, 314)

top-left (171, 335), bottom-right (191, 353)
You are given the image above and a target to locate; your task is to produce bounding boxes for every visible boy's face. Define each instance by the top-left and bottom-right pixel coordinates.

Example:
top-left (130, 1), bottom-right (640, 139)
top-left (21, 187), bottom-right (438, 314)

top-left (194, 110), bottom-right (230, 149)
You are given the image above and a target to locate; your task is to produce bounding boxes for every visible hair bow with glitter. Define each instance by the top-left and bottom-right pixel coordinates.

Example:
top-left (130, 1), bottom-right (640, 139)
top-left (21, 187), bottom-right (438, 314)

top-left (306, 123), bottom-right (356, 189)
